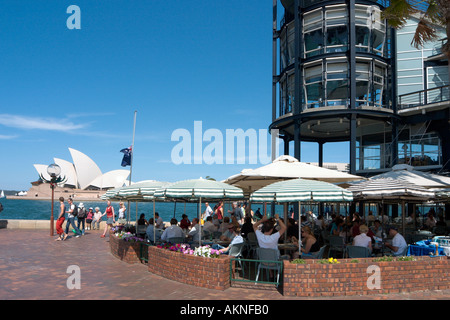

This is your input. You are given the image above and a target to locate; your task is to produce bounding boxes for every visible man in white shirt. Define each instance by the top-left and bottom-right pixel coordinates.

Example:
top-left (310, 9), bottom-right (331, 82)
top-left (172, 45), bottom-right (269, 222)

top-left (203, 202), bottom-right (213, 220)
top-left (252, 213), bottom-right (286, 250)
top-left (384, 226), bottom-right (407, 256)
top-left (161, 218), bottom-right (184, 242)
top-left (155, 212), bottom-right (164, 229)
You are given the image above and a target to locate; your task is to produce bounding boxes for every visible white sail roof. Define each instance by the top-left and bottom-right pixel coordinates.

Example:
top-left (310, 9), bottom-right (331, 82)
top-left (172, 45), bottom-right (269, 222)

top-left (87, 170), bottom-right (130, 190)
top-left (54, 158), bottom-right (78, 188)
top-left (69, 148), bottom-right (103, 190)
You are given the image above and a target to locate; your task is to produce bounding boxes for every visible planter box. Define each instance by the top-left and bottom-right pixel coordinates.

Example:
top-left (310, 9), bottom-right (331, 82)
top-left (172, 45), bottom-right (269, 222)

top-left (109, 233), bottom-right (143, 264)
top-left (147, 246), bottom-right (231, 291)
top-left (283, 256), bottom-right (450, 297)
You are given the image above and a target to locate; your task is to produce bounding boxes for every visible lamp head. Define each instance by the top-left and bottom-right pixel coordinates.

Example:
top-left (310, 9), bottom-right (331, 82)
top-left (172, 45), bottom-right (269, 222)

top-left (47, 164), bottom-right (61, 178)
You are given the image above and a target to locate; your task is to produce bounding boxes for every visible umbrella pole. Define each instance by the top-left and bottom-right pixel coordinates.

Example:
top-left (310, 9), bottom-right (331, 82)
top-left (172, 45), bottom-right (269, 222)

top-left (135, 201), bottom-right (138, 228)
top-left (173, 200), bottom-right (177, 218)
top-left (298, 201), bottom-right (302, 258)
top-left (402, 200), bottom-right (406, 236)
top-left (153, 199), bottom-right (156, 244)
top-left (199, 197), bottom-right (202, 247)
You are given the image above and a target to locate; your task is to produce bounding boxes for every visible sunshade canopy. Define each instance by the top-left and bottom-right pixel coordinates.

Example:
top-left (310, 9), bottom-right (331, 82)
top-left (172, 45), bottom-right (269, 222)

top-left (249, 178), bottom-right (353, 203)
top-left (347, 177), bottom-right (436, 201)
top-left (224, 155), bottom-right (363, 193)
top-left (101, 180), bottom-right (170, 201)
top-left (154, 178), bottom-right (244, 200)
top-left (370, 165), bottom-right (450, 189)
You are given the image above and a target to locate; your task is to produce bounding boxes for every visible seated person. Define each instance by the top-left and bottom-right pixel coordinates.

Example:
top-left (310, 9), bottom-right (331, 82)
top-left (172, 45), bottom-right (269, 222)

top-left (203, 216), bottom-right (217, 234)
top-left (161, 218), bottom-right (184, 242)
top-left (154, 212), bottom-right (164, 229)
top-left (179, 214), bottom-right (191, 230)
top-left (219, 216), bottom-right (231, 233)
top-left (188, 218), bottom-right (202, 242)
top-left (286, 218), bottom-right (299, 241)
top-left (291, 226), bottom-right (320, 255)
top-left (352, 224), bottom-right (372, 251)
top-left (252, 213), bottom-right (286, 250)
top-left (213, 226), bottom-right (244, 254)
top-left (146, 218), bottom-right (161, 242)
top-left (220, 224), bottom-right (237, 242)
top-left (240, 216), bottom-right (254, 239)
top-left (384, 226), bottom-right (407, 256)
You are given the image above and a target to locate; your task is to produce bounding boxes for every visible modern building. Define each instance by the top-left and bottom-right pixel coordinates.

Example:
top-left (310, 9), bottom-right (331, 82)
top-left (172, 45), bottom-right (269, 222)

top-left (270, 0), bottom-right (449, 177)
top-left (33, 148), bottom-right (130, 190)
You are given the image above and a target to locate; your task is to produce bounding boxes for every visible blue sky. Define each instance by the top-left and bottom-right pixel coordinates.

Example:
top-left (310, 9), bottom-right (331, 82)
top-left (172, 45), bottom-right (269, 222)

top-left (0, 0), bottom-right (348, 190)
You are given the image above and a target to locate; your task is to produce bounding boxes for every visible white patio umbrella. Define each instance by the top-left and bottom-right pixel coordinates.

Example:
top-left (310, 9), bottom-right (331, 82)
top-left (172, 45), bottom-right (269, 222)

top-left (153, 178), bottom-right (245, 246)
top-left (250, 178), bottom-right (353, 257)
top-left (347, 177), bottom-right (436, 235)
top-left (370, 164), bottom-right (450, 189)
top-left (224, 155), bottom-right (363, 194)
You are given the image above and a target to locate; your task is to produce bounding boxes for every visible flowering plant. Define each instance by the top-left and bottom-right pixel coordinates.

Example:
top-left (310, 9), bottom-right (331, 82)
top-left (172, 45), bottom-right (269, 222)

top-left (156, 243), bottom-right (220, 259)
top-left (193, 246), bottom-right (221, 259)
top-left (123, 236), bottom-right (146, 243)
top-left (317, 258), bottom-right (340, 264)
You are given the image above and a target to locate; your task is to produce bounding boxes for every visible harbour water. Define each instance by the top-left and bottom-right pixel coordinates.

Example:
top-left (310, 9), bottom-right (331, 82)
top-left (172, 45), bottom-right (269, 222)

top-left (0, 198), bottom-right (283, 222)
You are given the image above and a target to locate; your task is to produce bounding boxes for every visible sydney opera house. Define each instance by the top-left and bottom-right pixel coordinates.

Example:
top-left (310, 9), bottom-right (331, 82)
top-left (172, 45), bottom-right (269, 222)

top-left (26, 148), bottom-right (130, 200)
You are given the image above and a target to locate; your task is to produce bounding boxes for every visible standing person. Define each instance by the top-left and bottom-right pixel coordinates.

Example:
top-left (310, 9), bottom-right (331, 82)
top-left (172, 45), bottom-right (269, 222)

top-left (86, 208), bottom-right (94, 231)
top-left (117, 202), bottom-right (127, 226)
top-left (203, 202), bottom-right (213, 221)
top-left (55, 197), bottom-right (66, 241)
top-left (64, 198), bottom-right (82, 239)
top-left (92, 207), bottom-right (102, 230)
top-left (101, 200), bottom-right (115, 238)
top-left (215, 200), bottom-right (224, 223)
top-left (76, 203), bottom-right (87, 235)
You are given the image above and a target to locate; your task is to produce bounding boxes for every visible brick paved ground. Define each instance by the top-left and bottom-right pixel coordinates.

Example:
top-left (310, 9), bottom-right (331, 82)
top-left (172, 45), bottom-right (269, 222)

top-left (1, 229), bottom-right (450, 301)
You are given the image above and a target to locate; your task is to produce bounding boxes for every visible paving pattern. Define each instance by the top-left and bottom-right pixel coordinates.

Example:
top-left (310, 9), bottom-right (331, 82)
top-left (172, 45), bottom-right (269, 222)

top-left (1, 229), bottom-right (450, 301)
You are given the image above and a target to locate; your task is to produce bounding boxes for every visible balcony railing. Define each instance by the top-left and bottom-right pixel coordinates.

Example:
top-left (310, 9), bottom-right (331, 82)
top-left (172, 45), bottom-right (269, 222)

top-left (398, 85), bottom-right (450, 110)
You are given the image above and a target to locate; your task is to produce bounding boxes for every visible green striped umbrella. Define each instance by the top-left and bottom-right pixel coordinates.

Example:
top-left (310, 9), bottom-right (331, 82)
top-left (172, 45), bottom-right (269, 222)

top-left (154, 179), bottom-right (244, 200)
top-left (101, 187), bottom-right (123, 201)
top-left (117, 180), bottom-right (171, 201)
top-left (250, 178), bottom-right (352, 258)
top-left (153, 178), bottom-right (244, 247)
top-left (250, 178), bottom-right (353, 203)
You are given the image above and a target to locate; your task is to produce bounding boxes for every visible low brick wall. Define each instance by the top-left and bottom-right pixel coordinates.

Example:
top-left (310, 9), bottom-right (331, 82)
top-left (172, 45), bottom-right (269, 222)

top-left (109, 233), bottom-right (143, 264)
top-left (283, 256), bottom-right (450, 297)
top-left (147, 246), bottom-right (231, 291)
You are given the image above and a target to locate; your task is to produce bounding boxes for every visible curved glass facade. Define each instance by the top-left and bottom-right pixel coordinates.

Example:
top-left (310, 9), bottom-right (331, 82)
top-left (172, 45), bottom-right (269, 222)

top-left (279, 2), bottom-right (390, 115)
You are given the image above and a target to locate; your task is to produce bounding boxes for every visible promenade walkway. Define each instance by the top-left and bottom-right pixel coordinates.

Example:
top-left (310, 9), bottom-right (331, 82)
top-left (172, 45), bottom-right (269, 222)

top-left (1, 229), bottom-right (450, 300)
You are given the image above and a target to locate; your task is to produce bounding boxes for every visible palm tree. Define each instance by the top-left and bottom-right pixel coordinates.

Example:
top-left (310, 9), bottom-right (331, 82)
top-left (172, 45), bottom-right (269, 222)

top-left (383, 0), bottom-right (450, 58)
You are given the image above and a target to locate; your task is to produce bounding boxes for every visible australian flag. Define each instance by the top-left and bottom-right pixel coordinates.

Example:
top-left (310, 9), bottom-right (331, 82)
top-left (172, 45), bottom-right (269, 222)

top-left (120, 147), bottom-right (132, 167)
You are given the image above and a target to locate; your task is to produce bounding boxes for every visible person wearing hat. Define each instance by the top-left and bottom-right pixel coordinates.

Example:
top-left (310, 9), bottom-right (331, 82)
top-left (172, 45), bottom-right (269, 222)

top-left (384, 226), bottom-right (407, 256)
top-left (76, 203), bottom-right (87, 235)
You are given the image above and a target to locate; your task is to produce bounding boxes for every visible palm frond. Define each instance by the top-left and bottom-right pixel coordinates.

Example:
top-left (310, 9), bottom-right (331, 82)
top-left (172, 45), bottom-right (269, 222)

top-left (383, 0), bottom-right (417, 29)
top-left (411, 17), bottom-right (439, 48)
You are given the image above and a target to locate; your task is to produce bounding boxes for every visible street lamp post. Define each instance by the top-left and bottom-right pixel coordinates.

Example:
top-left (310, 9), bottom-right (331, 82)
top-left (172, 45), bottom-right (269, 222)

top-left (40, 164), bottom-right (66, 237)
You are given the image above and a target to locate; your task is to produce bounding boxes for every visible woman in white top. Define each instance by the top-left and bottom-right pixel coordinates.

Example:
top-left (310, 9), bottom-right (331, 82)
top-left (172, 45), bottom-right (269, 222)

top-left (352, 224), bottom-right (372, 251)
top-left (117, 202), bottom-right (127, 225)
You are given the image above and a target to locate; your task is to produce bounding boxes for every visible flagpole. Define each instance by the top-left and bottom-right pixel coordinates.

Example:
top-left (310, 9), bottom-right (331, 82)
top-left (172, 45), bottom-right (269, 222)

top-left (128, 110), bottom-right (137, 225)
top-left (129, 110), bottom-right (137, 187)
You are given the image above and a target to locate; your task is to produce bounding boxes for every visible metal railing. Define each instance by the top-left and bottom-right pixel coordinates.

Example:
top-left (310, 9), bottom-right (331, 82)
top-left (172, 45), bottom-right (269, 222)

top-left (398, 85), bottom-right (450, 110)
top-left (139, 242), bottom-right (152, 263)
top-left (230, 258), bottom-right (284, 289)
